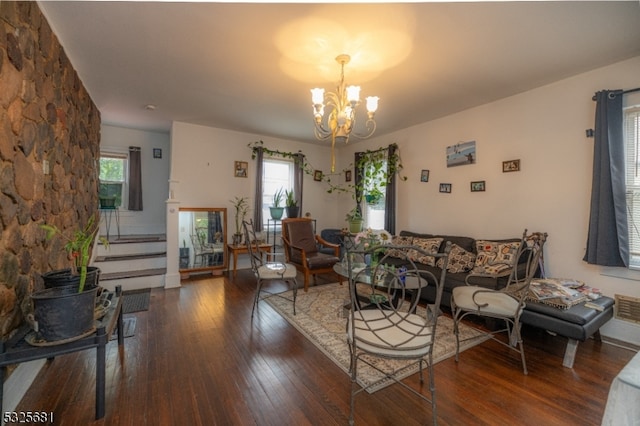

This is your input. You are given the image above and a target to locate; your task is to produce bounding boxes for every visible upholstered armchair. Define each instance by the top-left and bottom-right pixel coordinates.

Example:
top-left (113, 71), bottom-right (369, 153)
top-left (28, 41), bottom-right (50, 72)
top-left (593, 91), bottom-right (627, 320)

top-left (281, 218), bottom-right (342, 291)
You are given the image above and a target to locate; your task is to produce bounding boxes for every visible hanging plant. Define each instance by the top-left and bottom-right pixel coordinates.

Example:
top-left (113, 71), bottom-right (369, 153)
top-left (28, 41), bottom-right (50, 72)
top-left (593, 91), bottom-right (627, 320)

top-left (247, 140), bottom-right (406, 198)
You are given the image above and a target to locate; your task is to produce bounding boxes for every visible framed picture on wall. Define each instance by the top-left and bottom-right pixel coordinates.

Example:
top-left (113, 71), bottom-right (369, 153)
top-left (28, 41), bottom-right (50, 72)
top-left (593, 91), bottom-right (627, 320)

top-left (439, 183), bottom-right (452, 193)
top-left (234, 161), bottom-right (248, 178)
top-left (314, 170), bottom-right (323, 181)
top-left (153, 148), bottom-right (162, 159)
top-left (502, 159), bottom-right (520, 172)
top-left (345, 170), bottom-right (352, 182)
top-left (470, 181), bottom-right (486, 192)
top-left (420, 169), bottom-right (430, 182)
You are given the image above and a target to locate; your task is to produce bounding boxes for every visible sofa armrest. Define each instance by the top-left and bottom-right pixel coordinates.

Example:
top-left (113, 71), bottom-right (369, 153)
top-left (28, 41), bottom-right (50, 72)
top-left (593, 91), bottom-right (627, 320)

top-left (465, 271), bottom-right (511, 288)
top-left (316, 235), bottom-right (340, 256)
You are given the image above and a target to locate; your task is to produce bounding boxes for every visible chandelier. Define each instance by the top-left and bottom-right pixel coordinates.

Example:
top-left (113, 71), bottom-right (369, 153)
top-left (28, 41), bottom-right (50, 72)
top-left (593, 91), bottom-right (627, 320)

top-left (311, 54), bottom-right (379, 172)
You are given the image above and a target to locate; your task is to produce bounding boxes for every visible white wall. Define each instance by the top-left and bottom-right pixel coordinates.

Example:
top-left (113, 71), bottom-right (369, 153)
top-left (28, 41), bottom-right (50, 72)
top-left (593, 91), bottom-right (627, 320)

top-left (169, 122), bottom-right (341, 230)
top-left (100, 125), bottom-right (171, 235)
top-left (335, 55), bottom-right (640, 344)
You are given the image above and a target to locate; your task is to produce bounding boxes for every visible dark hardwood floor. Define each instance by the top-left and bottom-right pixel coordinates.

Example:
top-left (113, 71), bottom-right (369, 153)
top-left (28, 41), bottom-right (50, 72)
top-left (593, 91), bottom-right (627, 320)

top-left (16, 270), bottom-right (636, 425)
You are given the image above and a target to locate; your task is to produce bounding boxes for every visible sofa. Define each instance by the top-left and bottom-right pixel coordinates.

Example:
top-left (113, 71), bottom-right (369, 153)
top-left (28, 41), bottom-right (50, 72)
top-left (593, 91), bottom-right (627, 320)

top-left (382, 230), bottom-right (526, 308)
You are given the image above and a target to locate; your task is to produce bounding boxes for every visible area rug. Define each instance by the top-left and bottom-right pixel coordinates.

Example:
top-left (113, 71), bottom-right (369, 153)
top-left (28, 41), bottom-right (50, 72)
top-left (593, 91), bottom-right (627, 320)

top-left (264, 282), bottom-right (487, 393)
top-left (122, 289), bottom-right (151, 314)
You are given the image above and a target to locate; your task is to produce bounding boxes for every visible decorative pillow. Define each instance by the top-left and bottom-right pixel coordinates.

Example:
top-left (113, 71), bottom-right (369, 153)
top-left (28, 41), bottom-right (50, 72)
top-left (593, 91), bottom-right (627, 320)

top-left (472, 240), bottom-right (521, 274)
top-left (407, 237), bottom-right (443, 266)
top-left (386, 235), bottom-right (413, 259)
top-left (436, 243), bottom-right (476, 273)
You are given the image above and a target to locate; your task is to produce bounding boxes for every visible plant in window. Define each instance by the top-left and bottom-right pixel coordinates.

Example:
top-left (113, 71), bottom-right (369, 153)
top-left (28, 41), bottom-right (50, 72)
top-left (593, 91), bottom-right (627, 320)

top-left (270, 188), bottom-right (285, 220)
top-left (230, 196), bottom-right (250, 244)
top-left (284, 189), bottom-right (299, 218)
top-left (345, 207), bottom-right (364, 233)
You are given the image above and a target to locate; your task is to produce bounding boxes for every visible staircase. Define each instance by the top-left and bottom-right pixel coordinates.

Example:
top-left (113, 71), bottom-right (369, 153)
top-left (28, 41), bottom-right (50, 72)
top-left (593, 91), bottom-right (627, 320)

top-left (93, 234), bottom-right (167, 292)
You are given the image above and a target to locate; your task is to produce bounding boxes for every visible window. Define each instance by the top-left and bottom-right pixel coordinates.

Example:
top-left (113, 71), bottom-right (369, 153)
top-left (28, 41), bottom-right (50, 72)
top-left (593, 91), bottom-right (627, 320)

top-left (362, 157), bottom-right (387, 230)
top-left (262, 158), bottom-right (294, 223)
top-left (99, 152), bottom-right (127, 208)
top-left (625, 106), bottom-right (640, 268)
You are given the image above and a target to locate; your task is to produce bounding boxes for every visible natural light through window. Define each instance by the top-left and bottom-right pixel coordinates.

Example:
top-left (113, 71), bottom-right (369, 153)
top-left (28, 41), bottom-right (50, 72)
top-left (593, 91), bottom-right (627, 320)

top-left (263, 158), bottom-right (294, 225)
top-left (624, 105), bottom-right (640, 268)
top-left (99, 152), bottom-right (127, 208)
top-left (363, 159), bottom-right (386, 230)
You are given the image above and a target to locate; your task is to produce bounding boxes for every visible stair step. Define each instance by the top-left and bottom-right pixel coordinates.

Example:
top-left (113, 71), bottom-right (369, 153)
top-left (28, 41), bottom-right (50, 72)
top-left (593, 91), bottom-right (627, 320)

top-left (100, 234), bottom-right (166, 245)
top-left (95, 251), bottom-right (166, 262)
top-left (100, 268), bottom-right (166, 282)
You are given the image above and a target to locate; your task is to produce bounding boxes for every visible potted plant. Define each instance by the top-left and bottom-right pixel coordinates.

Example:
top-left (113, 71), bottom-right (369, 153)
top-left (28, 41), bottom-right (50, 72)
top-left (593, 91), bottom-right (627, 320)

top-left (346, 207), bottom-right (364, 233)
top-left (230, 196), bottom-right (249, 245)
top-left (29, 214), bottom-right (108, 344)
top-left (270, 187), bottom-right (284, 220)
top-left (284, 189), bottom-right (299, 218)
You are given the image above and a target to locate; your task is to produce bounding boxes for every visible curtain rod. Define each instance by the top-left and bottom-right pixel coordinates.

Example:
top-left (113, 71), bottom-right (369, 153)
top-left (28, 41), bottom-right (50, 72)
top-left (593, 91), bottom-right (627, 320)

top-left (592, 87), bottom-right (640, 101)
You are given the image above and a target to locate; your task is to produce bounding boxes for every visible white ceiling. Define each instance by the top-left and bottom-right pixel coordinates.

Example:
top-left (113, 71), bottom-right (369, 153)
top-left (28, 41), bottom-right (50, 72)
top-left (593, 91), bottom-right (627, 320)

top-left (38, 1), bottom-right (640, 144)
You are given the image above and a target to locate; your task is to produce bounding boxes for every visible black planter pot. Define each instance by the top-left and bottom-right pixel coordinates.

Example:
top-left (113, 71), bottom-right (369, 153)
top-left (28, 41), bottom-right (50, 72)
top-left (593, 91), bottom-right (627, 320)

top-left (30, 285), bottom-right (99, 343)
top-left (42, 267), bottom-right (101, 289)
top-left (286, 206), bottom-right (300, 218)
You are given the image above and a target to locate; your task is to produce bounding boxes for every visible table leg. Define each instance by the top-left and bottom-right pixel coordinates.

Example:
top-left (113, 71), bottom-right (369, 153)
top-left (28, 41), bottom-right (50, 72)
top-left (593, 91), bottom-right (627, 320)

top-left (96, 328), bottom-right (106, 419)
top-left (233, 249), bottom-right (238, 276)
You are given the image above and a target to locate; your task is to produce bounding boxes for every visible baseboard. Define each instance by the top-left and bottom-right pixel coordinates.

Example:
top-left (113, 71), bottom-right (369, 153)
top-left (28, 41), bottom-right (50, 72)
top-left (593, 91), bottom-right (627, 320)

top-left (3, 359), bottom-right (46, 415)
top-left (601, 317), bottom-right (640, 348)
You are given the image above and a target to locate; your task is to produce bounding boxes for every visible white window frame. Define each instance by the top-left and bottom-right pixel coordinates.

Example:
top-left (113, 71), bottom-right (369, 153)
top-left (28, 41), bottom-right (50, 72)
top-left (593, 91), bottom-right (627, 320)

top-left (362, 157), bottom-right (387, 230)
top-left (262, 158), bottom-right (295, 229)
top-left (99, 151), bottom-right (128, 210)
top-left (624, 105), bottom-right (640, 269)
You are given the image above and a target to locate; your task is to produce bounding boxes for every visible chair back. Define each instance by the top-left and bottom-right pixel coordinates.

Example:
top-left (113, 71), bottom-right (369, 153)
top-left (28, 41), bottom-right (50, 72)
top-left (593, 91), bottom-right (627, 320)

top-left (348, 242), bottom-right (452, 352)
top-left (504, 230), bottom-right (547, 305)
top-left (242, 220), bottom-right (264, 273)
top-left (282, 218), bottom-right (318, 262)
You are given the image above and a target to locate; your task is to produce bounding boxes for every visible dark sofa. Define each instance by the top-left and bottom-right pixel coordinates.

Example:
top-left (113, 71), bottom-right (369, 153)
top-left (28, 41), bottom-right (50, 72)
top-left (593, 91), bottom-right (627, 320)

top-left (383, 230), bottom-right (524, 308)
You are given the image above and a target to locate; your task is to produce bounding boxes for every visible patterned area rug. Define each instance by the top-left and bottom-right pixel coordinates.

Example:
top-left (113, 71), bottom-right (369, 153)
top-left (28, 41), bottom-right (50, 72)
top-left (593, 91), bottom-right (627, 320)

top-left (264, 282), bottom-right (487, 393)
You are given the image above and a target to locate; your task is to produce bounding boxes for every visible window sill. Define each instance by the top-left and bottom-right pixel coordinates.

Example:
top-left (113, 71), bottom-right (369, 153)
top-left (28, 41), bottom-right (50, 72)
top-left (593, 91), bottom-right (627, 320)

top-left (600, 266), bottom-right (640, 282)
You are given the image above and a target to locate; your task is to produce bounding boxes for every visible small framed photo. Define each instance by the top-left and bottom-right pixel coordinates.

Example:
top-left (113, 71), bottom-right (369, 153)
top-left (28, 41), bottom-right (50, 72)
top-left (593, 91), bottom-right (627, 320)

top-left (153, 148), bottom-right (162, 159)
top-left (420, 169), bottom-right (430, 182)
top-left (502, 159), bottom-right (520, 173)
top-left (314, 170), bottom-right (323, 181)
top-left (345, 170), bottom-right (352, 182)
top-left (471, 181), bottom-right (486, 192)
top-left (234, 161), bottom-right (248, 178)
top-left (439, 183), bottom-right (452, 193)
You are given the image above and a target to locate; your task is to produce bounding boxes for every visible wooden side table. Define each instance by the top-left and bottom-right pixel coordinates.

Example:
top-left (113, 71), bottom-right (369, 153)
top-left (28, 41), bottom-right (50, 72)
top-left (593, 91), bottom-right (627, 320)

top-left (227, 243), bottom-right (272, 275)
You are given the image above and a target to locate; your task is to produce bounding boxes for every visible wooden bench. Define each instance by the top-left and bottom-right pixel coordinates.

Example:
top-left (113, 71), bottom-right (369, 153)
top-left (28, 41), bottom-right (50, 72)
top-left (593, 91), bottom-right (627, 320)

top-left (520, 296), bottom-right (614, 368)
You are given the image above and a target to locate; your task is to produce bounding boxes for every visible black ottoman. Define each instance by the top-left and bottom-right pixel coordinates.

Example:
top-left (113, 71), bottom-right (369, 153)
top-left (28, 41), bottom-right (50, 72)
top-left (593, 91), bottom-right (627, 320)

top-left (520, 296), bottom-right (614, 368)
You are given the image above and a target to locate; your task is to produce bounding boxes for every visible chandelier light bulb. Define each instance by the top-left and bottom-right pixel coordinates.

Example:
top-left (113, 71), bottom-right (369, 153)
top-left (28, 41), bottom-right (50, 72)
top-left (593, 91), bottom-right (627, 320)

top-left (311, 88), bottom-right (325, 106)
top-left (366, 96), bottom-right (379, 113)
top-left (346, 85), bottom-right (360, 103)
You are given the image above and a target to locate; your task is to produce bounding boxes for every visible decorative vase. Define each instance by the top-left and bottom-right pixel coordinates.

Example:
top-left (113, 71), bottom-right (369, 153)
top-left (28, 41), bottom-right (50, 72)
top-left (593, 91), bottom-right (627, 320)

top-left (232, 233), bottom-right (243, 246)
top-left (286, 206), bottom-right (300, 218)
top-left (349, 219), bottom-right (364, 234)
top-left (270, 207), bottom-right (284, 220)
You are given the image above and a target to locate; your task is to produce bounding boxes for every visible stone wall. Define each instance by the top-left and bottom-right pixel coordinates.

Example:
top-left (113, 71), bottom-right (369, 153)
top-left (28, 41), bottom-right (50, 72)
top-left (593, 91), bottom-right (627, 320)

top-left (0, 2), bottom-right (101, 338)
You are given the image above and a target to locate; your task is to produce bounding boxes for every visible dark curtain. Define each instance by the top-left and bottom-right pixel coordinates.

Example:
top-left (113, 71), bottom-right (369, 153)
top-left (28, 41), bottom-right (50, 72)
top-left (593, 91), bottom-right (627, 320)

top-left (354, 152), bottom-right (365, 216)
top-left (583, 90), bottom-right (629, 267)
top-left (128, 146), bottom-right (143, 211)
top-left (253, 147), bottom-right (264, 230)
top-left (208, 211), bottom-right (223, 243)
top-left (384, 144), bottom-right (397, 234)
top-left (293, 153), bottom-right (305, 210)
